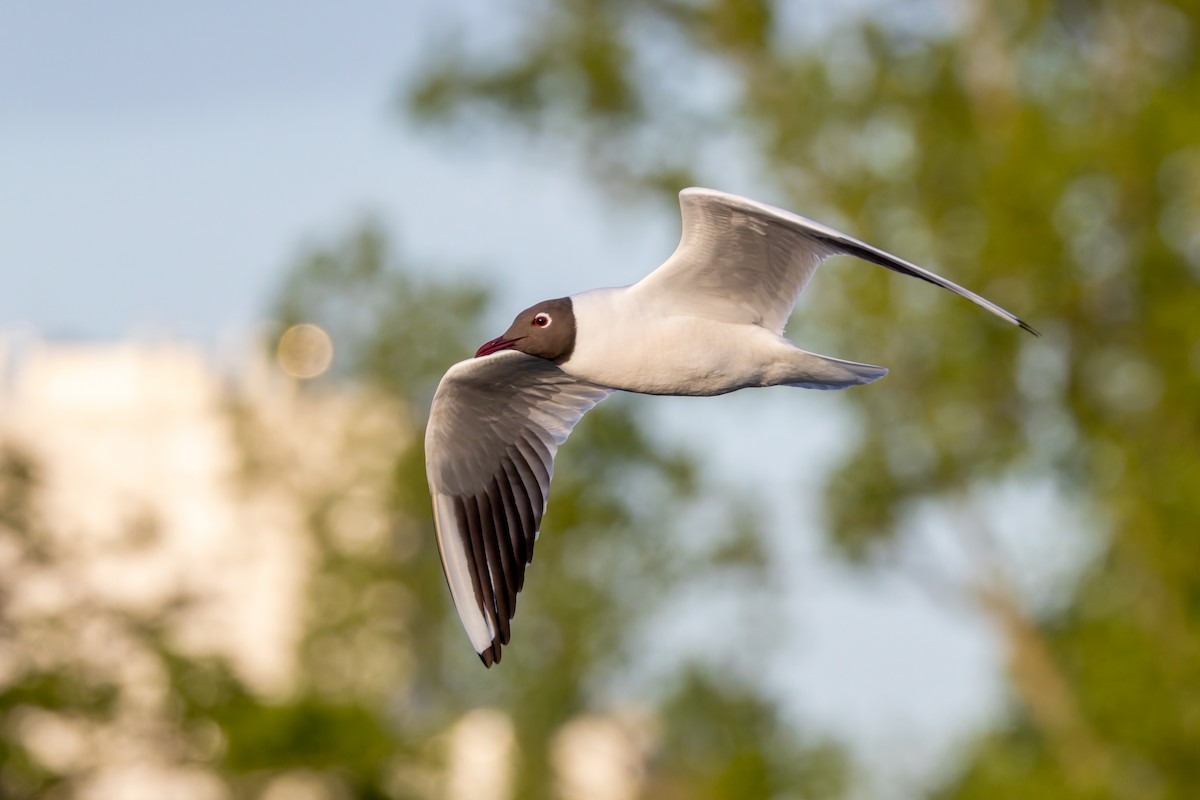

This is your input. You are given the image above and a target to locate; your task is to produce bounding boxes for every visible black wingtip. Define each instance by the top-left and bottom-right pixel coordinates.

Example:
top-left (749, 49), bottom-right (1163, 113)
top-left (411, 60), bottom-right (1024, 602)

top-left (478, 641), bottom-right (501, 668)
top-left (1016, 318), bottom-right (1041, 337)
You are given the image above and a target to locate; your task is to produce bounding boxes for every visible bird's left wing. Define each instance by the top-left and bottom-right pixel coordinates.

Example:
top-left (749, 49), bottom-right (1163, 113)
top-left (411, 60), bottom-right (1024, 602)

top-left (425, 350), bottom-right (611, 666)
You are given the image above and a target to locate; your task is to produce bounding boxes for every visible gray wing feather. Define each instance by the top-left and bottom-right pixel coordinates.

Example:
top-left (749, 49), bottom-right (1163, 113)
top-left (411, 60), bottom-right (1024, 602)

top-left (425, 351), bottom-right (610, 666)
top-left (636, 188), bottom-right (1037, 336)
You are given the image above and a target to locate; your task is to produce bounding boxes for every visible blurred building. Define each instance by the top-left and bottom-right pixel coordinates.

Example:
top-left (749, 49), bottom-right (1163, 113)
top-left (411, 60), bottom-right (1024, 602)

top-left (0, 334), bottom-right (387, 797)
top-left (1, 336), bottom-right (309, 693)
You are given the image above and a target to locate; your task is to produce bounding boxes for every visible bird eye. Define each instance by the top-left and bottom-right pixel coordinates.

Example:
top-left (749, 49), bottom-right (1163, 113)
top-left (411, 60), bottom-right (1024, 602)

top-left (533, 313), bottom-right (552, 327)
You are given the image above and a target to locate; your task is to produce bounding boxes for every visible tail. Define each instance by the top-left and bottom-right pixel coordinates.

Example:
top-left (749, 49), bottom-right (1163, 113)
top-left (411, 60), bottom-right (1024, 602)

top-left (777, 349), bottom-right (888, 390)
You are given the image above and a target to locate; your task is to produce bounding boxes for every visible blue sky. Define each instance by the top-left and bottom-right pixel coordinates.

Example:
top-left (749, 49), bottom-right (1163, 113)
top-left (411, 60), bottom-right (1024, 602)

top-left (2, 1), bottom-right (670, 340)
top-left (2, 2), bottom-right (1025, 789)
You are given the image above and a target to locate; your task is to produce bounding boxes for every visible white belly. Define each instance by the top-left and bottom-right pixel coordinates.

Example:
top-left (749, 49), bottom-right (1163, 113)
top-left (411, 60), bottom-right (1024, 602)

top-left (559, 288), bottom-right (789, 396)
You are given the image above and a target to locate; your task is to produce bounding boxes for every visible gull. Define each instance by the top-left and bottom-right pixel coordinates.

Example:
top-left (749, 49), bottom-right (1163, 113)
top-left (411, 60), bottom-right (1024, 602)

top-left (425, 188), bottom-right (1036, 666)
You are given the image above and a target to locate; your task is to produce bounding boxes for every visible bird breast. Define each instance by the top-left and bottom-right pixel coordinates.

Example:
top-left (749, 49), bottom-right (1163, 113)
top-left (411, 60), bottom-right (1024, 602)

top-left (559, 287), bottom-right (781, 396)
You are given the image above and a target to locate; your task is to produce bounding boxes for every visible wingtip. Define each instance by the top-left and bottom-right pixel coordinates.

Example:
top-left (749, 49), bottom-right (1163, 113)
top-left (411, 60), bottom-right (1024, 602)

top-left (1016, 318), bottom-right (1041, 337)
top-left (478, 641), bottom-right (501, 668)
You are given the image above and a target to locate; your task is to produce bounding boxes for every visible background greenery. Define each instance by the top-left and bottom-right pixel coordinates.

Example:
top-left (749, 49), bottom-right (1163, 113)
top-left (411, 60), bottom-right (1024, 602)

top-left (3, 1), bottom-right (1199, 797)
top-left (407, 0), bottom-right (1200, 796)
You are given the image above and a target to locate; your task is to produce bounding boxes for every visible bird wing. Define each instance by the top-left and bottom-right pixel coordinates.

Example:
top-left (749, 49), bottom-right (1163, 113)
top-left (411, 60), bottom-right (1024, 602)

top-left (635, 187), bottom-right (1037, 336)
top-left (425, 350), bottom-right (611, 666)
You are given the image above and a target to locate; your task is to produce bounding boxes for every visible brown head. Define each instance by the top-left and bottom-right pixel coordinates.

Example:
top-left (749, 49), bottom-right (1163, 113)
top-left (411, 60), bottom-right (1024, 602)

top-left (475, 297), bottom-right (576, 364)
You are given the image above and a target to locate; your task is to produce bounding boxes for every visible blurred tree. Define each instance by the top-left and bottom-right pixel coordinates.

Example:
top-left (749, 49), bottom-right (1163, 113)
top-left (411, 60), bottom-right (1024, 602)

top-left (1, 223), bottom-right (848, 798)
top-left (236, 225), bottom-right (850, 797)
top-left (407, 0), bottom-right (1200, 796)
top-left (648, 670), bottom-right (847, 800)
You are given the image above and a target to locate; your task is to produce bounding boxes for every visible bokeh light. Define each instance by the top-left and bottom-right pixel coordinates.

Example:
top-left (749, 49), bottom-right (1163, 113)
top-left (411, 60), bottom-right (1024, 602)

top-left (276, 323), bottom-right (333, 379)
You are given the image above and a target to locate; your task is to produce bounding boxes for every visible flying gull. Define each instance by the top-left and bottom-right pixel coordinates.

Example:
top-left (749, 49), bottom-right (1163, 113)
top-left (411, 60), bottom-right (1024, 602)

top-left (425, 188), bottom-right (1036, 666)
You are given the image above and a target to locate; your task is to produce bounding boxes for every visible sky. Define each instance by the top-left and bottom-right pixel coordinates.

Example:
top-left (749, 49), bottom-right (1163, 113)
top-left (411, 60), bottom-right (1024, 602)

top-left (1, 2), bottom-right (1033, 790)
top-left (1, 1), bottom-right (672, 342)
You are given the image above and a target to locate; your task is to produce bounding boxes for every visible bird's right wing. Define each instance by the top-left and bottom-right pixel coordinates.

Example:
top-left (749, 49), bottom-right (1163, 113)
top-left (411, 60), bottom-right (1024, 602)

top-left (425, 350), bottom-right (611, 666)
top-left (635, 188), bottom-right (1037, 336)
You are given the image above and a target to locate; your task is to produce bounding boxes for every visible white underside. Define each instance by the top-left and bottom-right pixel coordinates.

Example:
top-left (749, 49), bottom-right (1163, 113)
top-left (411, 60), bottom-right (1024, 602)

top-left (560, 287), bottom-right (885, 395)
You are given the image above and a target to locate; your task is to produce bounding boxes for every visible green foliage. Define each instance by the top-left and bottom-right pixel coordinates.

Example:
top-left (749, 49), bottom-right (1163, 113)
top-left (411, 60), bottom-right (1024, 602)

top-left (0, 224), bottom-right (847, 797)
top-left (407, 0), bottom-right (1200, 795)
top-left (272, 221), bottom-right (489, 409)
top-left (651, 669), bottom-right (847, 800)
top-left (257, 225), bottom-right (850, 797)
